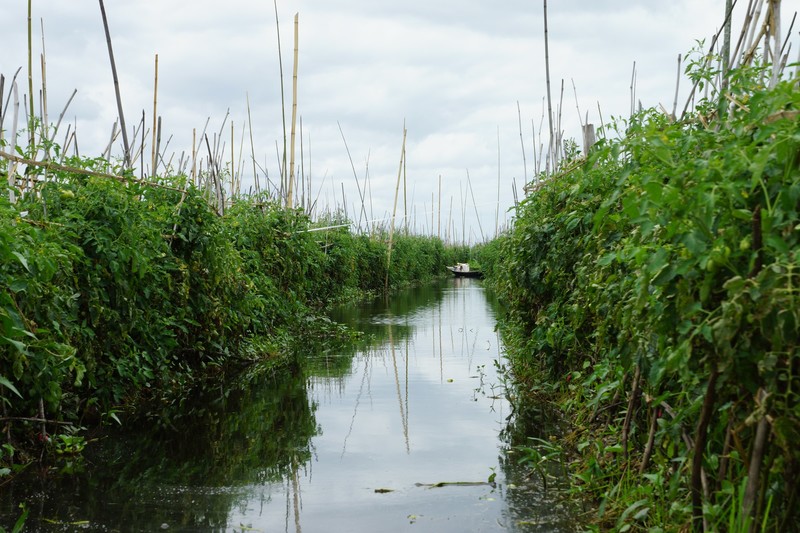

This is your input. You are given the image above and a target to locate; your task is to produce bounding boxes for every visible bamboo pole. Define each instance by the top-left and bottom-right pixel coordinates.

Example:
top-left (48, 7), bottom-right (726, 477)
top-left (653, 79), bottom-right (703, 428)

top-left (155, 116), bottom-right (161, 175)
top-left (438, 174), bottom-right (442, 240)
top-left (50, 88), bottom-right (76, 150)
top-left (431, 192), bottom-right (434, 237)
top-left (466, 170), bottom-right (485, 242)
top-left (386, 126), bottom-right (407, 292)
top-left (27, 0), bottom-right (35, 149)
top-left (287, 13), bottom-right (299, 209)
top-left (230, 120), bottom-right (235, 198)
top-left (496, 127), bottom-right (500, 237)
top-left (517, 101), bottom-right (527, 185)
top-left (542, 0), bottom-right (555, 176)
top-left (273, 0), bottom-right (288, 198)
top-left (769, 0), bottom-right (782, 87)
top-left (39, 20), bottom-right (49, 165)
top-left (403, 138), bottom-right (408, 233)
top-left (98, 0), bottom-right (131, 168)
top-left (237, 121), bottom-right (246, 195)
top-left (338, 122), bottom-right (368, 231)
top-left (191, 128), bottom-right (197, 185)
top-left (245, 92), bottom-right (259, 195)
top-left (151, 54), bottom-right (158, 177)
top-left (7, 82), bottom-right (19, 203)
top-left (671, 54), bottom-right (682, 119)
top-left (0, 74), bottom-right (5, 149)
top-left (0, 149), bottom-right (186, 193)
top-left (447, 195), bottom-right (453, 244)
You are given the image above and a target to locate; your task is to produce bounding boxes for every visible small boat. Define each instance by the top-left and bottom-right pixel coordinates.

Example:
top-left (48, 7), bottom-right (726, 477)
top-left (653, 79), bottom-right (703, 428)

top-left (447, 263), bottom-right (484, 279)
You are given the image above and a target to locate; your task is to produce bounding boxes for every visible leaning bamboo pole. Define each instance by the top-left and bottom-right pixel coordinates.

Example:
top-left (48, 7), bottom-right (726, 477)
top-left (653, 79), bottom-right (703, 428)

top-left (386, 126), bottom-right (407, 292)
top-left (246, 92), bottom-right (259, 195)
top-left (287, 13), bottom-right (299, 209)
top-left (466, 170), bottom-right (485, 242)
top-left (338, 121), bottom-right (368, 232)
top-left (98, 0), bottom-right (131, 168)
top-left (0, 149), bottom-right (186, 193)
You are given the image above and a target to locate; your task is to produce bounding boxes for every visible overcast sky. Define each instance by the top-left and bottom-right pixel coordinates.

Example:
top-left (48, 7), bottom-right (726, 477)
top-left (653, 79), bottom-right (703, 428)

top-left (2, 1), bottom-right (796, 242)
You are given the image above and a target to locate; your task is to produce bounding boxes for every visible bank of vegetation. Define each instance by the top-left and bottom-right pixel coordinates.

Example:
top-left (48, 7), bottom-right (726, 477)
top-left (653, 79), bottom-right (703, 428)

top-left (0, 159), bottom-right (465, 467)
top-left (490, 45), bottom-right (799, 531)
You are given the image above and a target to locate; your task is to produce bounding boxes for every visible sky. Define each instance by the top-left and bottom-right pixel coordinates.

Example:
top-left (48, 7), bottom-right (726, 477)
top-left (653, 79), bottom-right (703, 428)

top-left (1, 1), bottom-right (797, 243)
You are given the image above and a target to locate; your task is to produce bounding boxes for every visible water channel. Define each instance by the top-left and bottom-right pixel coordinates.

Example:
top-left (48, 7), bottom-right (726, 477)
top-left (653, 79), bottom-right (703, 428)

top-left (0, 278), bottom-right (575, 532)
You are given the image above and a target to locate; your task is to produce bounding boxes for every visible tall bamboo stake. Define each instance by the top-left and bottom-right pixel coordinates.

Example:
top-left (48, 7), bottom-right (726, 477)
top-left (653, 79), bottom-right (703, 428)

top-left (769, 0), bottom-right (782, 87)
top-left (7, 82), bottom-right (20, 202)
top-left (245, 92), bottom-right (259, 195)
top-left (403, 139), bottom-right (408, 233)
top-left (98, 0), bottom-right (131, 168)
top-left (466, 170), bottom-right (485, 242)
top-left (543, 0), bottom-right (555, 176)
top-left (338, 122), bottom-right (368, 231)
top-left (230, 120), bottom-right (235, 198)
top-left (0, 75), bottom-right (5, 149)
top-left (517, 101), bottom-right (527, 185)
top-left (447, 196), bottom-right (453, 244)
top-left (27, 0), bottom-right (35, 149)
top-left (273, 0), bottom-right (288, 198)
top-left (151, 54), bottom-right (158, 177)
top-left (496, 127), bottom-right (500, 237)
top-left (191, 128), bottom-right (197, 185)
top-left (386, 126), bottom-right (407, 291)
top-left (287, 13), bottom-right (299, 209)
top-left (431, 192), bottom-right (434, 237)
top-left (438, 174), bottom-right (442, 240)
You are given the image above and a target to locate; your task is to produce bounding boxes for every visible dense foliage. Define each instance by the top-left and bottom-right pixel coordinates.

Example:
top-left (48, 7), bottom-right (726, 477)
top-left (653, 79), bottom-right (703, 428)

top-left (495, 65), bottom-right (799, 531)
top-left (0, 166), bottom-right (462, 463)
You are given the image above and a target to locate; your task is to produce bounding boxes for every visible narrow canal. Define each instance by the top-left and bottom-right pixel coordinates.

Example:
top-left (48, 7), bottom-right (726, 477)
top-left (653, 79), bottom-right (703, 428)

top-left (1, 278), bottom-right (575, 532)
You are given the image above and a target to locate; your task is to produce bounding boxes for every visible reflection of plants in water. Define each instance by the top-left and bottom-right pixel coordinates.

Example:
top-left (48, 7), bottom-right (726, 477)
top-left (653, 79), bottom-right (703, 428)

top-left (120, 363), bottom-right (317, 486)
top-left (2, 363), bottom-right (318, 532)
top-left (517, 437), bottom-right (567, 492)
top-left (497, 393), bottom-right (577, 532)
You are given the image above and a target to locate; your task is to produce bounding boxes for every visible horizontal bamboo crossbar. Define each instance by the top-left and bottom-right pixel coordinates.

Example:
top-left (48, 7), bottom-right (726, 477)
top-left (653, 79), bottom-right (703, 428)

top-left (0, 149), bottom-right (186, 193)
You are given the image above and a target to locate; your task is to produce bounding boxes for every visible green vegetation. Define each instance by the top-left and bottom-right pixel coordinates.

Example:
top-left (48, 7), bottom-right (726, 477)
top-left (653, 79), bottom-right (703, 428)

top-left (0, 158), bottom-right (465, 466)
top-left (492, 60), bottom-right (799, 531)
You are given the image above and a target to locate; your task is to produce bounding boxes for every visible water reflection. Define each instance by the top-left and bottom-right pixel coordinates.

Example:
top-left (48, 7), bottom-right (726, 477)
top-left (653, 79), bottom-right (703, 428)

top-left (0, 278), bottom-right (575, 532)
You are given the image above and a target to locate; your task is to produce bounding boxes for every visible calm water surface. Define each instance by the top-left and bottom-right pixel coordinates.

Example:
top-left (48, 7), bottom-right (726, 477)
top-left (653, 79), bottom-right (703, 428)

top-left (0, 278), bottom-right (575, 532)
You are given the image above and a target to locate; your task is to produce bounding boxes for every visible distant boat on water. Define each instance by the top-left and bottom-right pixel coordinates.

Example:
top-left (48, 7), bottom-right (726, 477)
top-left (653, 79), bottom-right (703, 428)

top-left (447, 263), bottom-right (484, 279)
